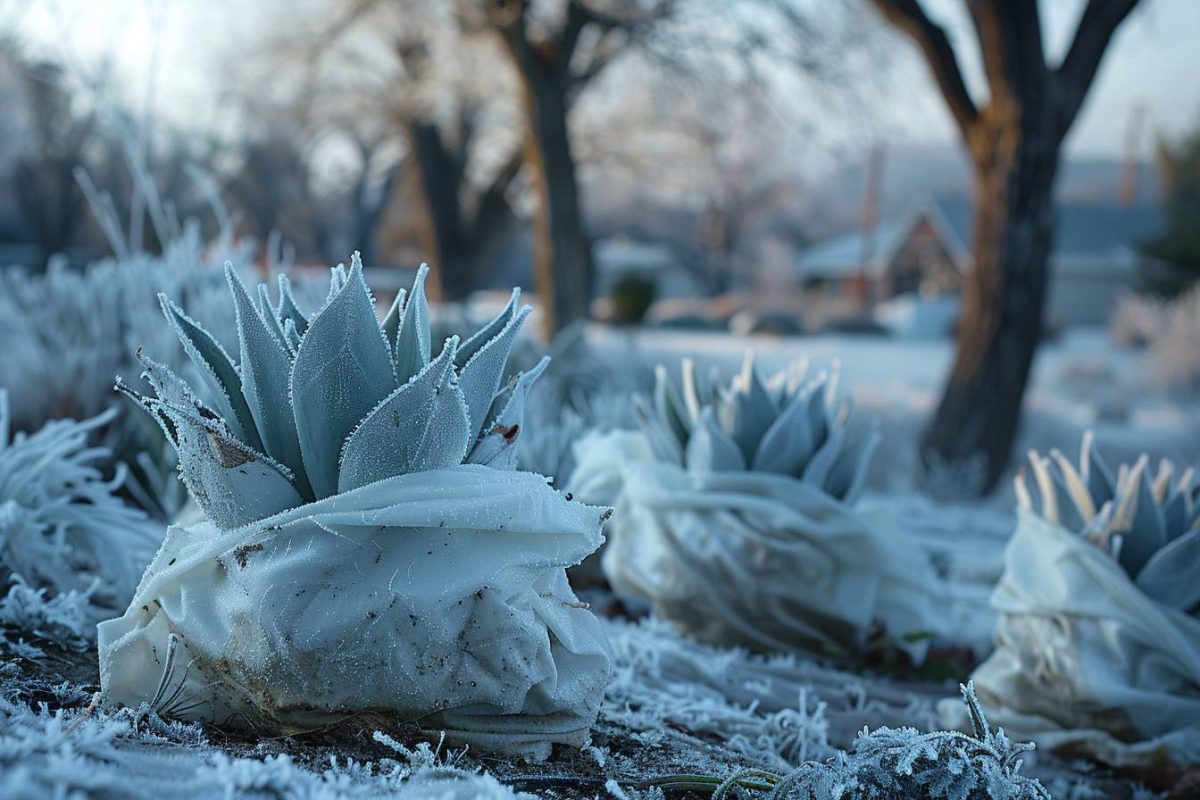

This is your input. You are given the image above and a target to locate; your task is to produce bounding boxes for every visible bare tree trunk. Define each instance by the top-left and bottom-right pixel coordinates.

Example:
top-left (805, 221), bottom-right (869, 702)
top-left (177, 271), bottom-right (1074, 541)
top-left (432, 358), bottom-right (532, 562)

top-left (514, 61), bottom-right (592, 338)
top-left (921, 119), bottom-right (1058, 492)
top-left (407, 121), bottom-right (473, 301)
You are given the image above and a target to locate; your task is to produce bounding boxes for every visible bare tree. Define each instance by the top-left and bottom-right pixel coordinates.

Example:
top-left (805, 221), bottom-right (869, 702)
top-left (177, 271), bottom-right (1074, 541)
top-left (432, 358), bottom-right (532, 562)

top-left (869, 0), bottom-right (1142, 492)
top-left (480, 0), bottom-right (672, 336)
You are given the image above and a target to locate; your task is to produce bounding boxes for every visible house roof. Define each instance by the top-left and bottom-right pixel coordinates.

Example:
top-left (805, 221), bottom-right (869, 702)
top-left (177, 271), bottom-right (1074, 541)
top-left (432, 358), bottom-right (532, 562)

top-left (796, 194), bottom-right (1164, 280)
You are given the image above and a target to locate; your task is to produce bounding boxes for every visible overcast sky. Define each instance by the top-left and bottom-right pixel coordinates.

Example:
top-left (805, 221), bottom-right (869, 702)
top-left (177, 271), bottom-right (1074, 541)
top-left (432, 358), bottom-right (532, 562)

top-left (4, 0), bottom-right (1198, 163)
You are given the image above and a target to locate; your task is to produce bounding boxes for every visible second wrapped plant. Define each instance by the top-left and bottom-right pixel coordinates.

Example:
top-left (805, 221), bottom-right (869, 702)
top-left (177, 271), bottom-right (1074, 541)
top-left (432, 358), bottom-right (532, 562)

top-left (598, 355), bottom-right (937, 660)
top-left (98, 257), bottom-right (611, 758)
top-left (943, 434), bottom-right (1200, 771)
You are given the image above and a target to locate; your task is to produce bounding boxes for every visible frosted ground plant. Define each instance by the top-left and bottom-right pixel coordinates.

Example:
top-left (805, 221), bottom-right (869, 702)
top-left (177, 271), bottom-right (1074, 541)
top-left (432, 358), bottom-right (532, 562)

top-left (99, 256), bottom-right (611, 758)
top-left (595, 353), bottom-right (938, 661)
top-left (944, 433), bottom-right (1200, 771)
top-left (0, 391), bottom-right (160, 642)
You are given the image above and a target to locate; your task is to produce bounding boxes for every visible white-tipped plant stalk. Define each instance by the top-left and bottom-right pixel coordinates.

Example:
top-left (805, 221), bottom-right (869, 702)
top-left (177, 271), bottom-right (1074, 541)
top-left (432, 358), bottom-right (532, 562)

top-left (1016, 432), bottom-right (1200, 614)
top-left (637, 354), bottom-right (880, 504)
top-left (118, 256), bottom-right (547, 528)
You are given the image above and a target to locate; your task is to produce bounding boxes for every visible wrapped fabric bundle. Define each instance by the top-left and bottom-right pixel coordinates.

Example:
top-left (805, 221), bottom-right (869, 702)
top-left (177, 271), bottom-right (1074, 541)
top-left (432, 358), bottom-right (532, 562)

top-left (942, 434), bottom-right (1200, 769)
top-left (98, 258), bottom-right (610, 758)
top-left (597, 356), bottom-right (937, 660)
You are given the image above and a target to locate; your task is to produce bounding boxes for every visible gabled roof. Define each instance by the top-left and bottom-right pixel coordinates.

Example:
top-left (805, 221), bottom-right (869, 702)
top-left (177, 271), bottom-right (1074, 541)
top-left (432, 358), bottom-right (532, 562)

top-left (797, 194), bottom-right (1165, 280)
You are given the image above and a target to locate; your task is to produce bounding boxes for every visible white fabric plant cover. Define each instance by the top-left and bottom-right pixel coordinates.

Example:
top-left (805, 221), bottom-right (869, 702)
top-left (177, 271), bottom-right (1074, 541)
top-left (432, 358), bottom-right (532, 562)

top-left (98, 466), bottom-right (610, 758)
top-left (601, 459), bottom-right (938, 659)
top-left (940, 510), bottom-right (1200, 769)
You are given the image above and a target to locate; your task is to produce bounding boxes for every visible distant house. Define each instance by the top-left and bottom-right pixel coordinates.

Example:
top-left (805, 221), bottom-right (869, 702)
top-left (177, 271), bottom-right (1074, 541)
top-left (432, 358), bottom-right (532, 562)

top-left (592, 238), bottom-right (706, 300)
top-left (795, 195), bottom-right (1164, 327)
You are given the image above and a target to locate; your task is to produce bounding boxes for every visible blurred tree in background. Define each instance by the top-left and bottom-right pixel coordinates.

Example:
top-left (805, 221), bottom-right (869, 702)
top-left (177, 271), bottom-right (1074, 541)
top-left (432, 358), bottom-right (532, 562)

top-left (869, 0), bottom-right (1142, 494)
top-left (1141, 128), bottom-right (1200, 297)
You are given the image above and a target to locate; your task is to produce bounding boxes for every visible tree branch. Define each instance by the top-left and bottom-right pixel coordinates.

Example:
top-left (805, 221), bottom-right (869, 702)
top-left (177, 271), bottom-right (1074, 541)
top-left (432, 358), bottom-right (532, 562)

top-left (1051, 0), bottom-right (1141, 140)
top-left (867, 0), bottom-right (978, 139)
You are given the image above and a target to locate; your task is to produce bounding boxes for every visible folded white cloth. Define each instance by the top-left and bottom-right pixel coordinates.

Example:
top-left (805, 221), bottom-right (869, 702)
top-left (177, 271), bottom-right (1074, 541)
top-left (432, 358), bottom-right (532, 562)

top-left (98, 466), bottom-right (611, 759)
top-left (940, 510), bottom-right (1200, 769)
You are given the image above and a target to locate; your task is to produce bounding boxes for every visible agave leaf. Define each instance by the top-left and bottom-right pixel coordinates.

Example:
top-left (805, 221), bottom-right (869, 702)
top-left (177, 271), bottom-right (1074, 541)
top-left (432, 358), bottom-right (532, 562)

top-left (716, 353), bottom-right (777, 464)
top-left (458, 303), bottom-right (533, 445)
top-left (291, 258), bottom-right (395, 498)
top-left (468, 355), bottom-right (550, 469)
top-left (257, 282), bottom-right (293, 354)
top-left (825, 420), bottom-right (880, 503)
top-left (227, 264), bottom-right (311, 500)
top-left (393, 265), bottom-right (432, 386)
top-left (800, 422), bottom-right (846, 490)
top-left (751, 389), bottom-right (815, 476)
top-left (1028, 452), bottom-right (1060, 525)
top-left (1117, 462), bottom-right (1167, 576)
top-left (634, 395), bottom-right (684, 465)
top-left (329, 262), bottom-right (348, 296)
top-left (1080, 431), bottom-right (1115, 507)
top-left (144, 397), bottom-right (303, 529)
top-left (381, 287), bottom-right (407, 352)
top-left (276, 273), bottom-right (309, 336)
top-left (282, 318), bottom-right (301, 352)
top-left (680, 358), bottom-right (705, 425)
top-left (1134, 528), bottom-right (1200, 612)
top-left (1014, 469), bottom-right (1034, 512)
top-left (135, 351), bottom-right (202, 413)
top-left (338, 337), bottom-right (469, 491)
top-left (654, 365), bottom-right (691, 451)
top-left (686, 407), bottom-right (746, 473)
top-left (1162, 488), bottom-right (1189, 541)
top-left (456, 288), bottom-right (519, 369)
top-left (1049, 449), bottom-right (1096, 524)
top-left (159, 294), bottom-right (262, 451)
top-left (805, 375), bottom-right (831, 453)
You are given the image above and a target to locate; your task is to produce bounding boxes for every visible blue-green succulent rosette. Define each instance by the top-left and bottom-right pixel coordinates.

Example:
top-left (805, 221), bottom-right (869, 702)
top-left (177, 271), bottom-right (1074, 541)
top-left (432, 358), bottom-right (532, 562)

top-left (98, 257), bottom-right (611, 758)
top-left (593, 355), bottom-right (938, 661)
top-left (942, 435), bottom-right (1200, 770)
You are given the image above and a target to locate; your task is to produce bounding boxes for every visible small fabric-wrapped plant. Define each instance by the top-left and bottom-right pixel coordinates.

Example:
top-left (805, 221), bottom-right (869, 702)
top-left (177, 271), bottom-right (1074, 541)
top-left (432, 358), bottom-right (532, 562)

top-left (97, 256), bottom-right (611, 758)
top-left (942, 432), bottom-right (1200, 770)
top-left (0, 392), bottom-right (160, 640)
top-left (595, 354), bottom-right (937, 660)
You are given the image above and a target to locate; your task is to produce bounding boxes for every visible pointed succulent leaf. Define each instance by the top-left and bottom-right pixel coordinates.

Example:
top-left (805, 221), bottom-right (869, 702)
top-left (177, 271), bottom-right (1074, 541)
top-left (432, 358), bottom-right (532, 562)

top-left (146, 398), bottom-right (303, 529)
top-left (276, 273), bottom-right (309, 336)
top-left (686, 407), bottom-right (746, 473)
top-left (257, 282), bottom-right (293, 353)
top-left (456, 289), bottom-right (520, 369)
top-left (227, 264), bottom-right (311, 500)
top-left (634, 395), bottom-right (684, 465)
top-left (1116, 462), bottom-right (1167, 576)
top-left (654, 365), bottom-right (690, 450)
top-left (1049, 449), bottom-right (1096, 524)
top-left (468, 355), bottom-right (550, 469)
top-left (1081, 431), bottom-right (1115, 507)
top-left (282, 318), bottom-right (301, 351)
top-left (716, 353), bottom-right (777, 463)
top-left (825, 420), bottom-right (881, 503)
top-left (680, 358), bottom-right (705, 425)
top-left (381, 287), bottom-right (407, 353)
top-left (457, 303), bottom-right (533, 444)
top-left (801, 422), bottom-right (846, 490)
top-left (393, 265), bottom-right (432, 385)
top-left (1134, 529), bottom-right (1200, 612)
top-left (159, 294), bottom-right (262, 451)
top-left (136, 351), bottom-right (203, 413)
top-left (752, 389), bottom-right (815, 476)
top-left (338, 337), bottom-right (470, 491)
top-left (1028, 452), bottom-right (1061, 525)
top-left (1162, 489), bottom-right (1189, 542)
top-left (291, 259), bottom-right (395, 498)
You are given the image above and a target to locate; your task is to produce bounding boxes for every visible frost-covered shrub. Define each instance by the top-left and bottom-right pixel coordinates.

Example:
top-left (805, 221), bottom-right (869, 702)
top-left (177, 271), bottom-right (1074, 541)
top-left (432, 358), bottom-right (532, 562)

top-left (0, 237), bottom-right (241, 517)
top-left (944, 433), bottom-right (1200, 769)
top-left (0, 392), bottom-right (160, 642)
top-left (98, 257), bottom-right (610, 758)
top-left (1110, 285), bottom-right (1200, 392)
top-left (686, 684), bottom-right (1048, 800)
top-left (589, 354), bottom-right (937, 661)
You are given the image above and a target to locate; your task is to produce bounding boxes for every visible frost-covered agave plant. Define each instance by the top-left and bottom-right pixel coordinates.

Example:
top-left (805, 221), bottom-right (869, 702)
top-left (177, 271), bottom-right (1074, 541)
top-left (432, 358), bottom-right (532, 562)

top-left (0, 391), bottom-right (159, 640)
top-left (118, 256), bottom-right (546, 527)
top-left (638, 355), bottom-right (880, 503)
top-left (600, 353), bottom-right (935, 660)
top-left (1016, 432), bottom-right (1200, 613)
top-left (99, 255), bottom-right (610, 758)
top-left (950, 433), bottom-right (1200, 768)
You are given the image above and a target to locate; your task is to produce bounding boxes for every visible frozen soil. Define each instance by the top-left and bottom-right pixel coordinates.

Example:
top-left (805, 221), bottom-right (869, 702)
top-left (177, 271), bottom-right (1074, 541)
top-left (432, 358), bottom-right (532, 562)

top-left (2, 604), bottom-right (1184, 800)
